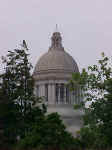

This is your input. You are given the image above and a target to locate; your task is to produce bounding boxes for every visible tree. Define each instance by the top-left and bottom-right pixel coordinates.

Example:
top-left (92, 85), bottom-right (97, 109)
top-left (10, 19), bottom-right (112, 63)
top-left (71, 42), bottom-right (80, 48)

top-left (69, 53), bottom-right (112, 148)
top-left (0, 40), bottom-right (43, 145)
top-left (18, 113), bottom-right (78, 150)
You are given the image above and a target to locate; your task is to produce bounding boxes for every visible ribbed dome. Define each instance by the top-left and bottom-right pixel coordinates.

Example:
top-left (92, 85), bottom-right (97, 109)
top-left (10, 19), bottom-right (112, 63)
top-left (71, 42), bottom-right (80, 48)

top-left (35, 50), bottom-right (78, 73)
top-left (33, 32), bottom-right (79, 80)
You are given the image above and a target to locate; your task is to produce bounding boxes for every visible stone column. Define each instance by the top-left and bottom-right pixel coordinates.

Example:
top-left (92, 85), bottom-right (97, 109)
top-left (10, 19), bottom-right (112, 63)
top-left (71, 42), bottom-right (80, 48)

top-left (39, 85), bottom-right (41, 97)
top-left (42, 84), bottom-right (45, 97)
top-left (48, 84), bottom-right (51, 104)
top-left (39, 84), bottom-right (45, 98)
top-left (52, 84), bottom-right (56, 104)
top-left (48, 83), bottom-right (54, 104)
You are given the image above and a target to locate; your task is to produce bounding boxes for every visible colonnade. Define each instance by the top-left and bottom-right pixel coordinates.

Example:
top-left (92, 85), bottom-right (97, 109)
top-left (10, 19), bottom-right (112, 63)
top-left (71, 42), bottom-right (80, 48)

top-left (35, 83), bottom-right (80, 105)
top-left (55, 83), bottom-right (69, 104)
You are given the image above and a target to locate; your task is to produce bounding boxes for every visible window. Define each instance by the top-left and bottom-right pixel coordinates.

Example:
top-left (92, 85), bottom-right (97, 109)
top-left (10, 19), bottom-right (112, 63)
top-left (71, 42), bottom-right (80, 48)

top-left (55, 84), bottom-right (59, 103)
top-left (60, 84), bottom-right (64, 103)
top-left (66, 87), bottom-right (69, 104)
top-left (45, 84), bottom-right (48, 101)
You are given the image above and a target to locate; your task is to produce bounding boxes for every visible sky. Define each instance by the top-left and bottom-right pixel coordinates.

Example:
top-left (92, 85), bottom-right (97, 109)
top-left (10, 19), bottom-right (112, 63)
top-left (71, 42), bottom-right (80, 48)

top-left (0, 0), bottom-right (112, 73)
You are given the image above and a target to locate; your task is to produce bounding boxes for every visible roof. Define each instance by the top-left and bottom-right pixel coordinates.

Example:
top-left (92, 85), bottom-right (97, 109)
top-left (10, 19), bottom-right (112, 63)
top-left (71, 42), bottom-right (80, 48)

top-left (33, 32), bottom-right (79, 80)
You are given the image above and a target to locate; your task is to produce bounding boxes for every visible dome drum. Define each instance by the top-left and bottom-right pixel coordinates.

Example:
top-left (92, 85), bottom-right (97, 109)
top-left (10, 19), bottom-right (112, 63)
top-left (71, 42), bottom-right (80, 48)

top-left (33, 70), bottom-right (74, 81)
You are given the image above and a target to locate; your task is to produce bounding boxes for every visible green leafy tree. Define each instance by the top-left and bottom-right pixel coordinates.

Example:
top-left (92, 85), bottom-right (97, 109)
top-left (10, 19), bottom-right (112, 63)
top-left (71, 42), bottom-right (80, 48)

top-left (0, 40), bottom-right (43, 145)
top-left (69, 53), bottom-right (112, 148)
top-left (18, 113), bottom-right (79, 150)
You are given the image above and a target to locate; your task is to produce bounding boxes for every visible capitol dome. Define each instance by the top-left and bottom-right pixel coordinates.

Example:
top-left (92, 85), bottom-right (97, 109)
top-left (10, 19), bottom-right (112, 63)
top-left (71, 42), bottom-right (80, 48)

top-left (33, 31), bottom-right (80, 105)
top-left (33, 31), bottom-right (83, 136)
top-left (33, 32), bottom-right (79, 81)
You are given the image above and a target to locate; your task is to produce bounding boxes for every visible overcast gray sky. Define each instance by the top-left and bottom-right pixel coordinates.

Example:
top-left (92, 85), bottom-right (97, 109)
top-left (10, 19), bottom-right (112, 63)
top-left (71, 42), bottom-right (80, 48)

top-left (0, 0), bottom-right (112, 73)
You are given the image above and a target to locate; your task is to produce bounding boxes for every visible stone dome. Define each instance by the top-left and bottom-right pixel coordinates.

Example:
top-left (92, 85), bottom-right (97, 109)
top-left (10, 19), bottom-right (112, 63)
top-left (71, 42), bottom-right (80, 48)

top-left (33, 32), bottom-right (79, 80)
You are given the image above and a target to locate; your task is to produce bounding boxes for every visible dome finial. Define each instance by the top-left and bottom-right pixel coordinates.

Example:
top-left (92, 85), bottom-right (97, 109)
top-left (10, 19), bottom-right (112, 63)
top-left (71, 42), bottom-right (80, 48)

top-left (55, 24), bottom-right (58, 32)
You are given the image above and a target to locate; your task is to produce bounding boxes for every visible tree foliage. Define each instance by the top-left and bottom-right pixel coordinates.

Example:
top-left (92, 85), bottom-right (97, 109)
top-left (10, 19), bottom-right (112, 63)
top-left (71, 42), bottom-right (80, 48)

top-left (70, 52), bottom-right (112, 148)
top-left (18, 113), bottom-right (80, 150)
top-left (1, 41), bottom-right (34, 114)
top-left (0, 40), bottom-right (43, 146)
